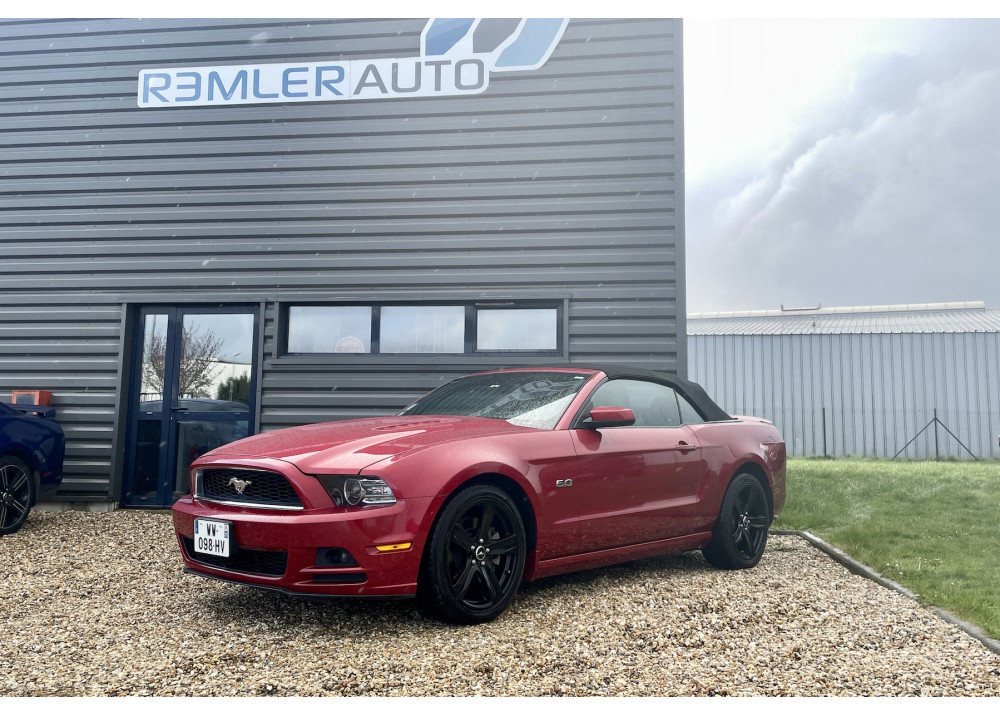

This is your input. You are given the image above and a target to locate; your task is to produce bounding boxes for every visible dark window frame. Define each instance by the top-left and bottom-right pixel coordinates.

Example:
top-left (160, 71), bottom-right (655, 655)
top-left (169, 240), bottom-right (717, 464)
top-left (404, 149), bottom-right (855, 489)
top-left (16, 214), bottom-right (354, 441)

top-left (278, 300), bottom-right (566, 360)
top-left (475, 306), bottom-right (561, 353)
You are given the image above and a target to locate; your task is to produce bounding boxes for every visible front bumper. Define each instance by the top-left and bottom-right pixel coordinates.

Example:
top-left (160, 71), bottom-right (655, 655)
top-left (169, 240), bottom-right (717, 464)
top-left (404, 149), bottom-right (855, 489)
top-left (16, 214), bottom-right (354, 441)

top-left (171, 468), bottom-right (433, 598)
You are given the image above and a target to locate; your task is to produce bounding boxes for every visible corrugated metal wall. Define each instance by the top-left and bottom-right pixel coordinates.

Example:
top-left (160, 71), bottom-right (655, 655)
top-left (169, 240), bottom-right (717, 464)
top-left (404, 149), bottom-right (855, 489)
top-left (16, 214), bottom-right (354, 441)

top-left (0, 18), bottom-right (684, 499)
top-left (689, 332), bottom-right (1000, 459)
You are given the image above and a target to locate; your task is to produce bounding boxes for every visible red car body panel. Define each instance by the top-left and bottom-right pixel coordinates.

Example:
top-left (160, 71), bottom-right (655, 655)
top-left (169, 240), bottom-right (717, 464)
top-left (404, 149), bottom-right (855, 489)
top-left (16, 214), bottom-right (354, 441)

top-left (172, 368), bottom-right (786, 600)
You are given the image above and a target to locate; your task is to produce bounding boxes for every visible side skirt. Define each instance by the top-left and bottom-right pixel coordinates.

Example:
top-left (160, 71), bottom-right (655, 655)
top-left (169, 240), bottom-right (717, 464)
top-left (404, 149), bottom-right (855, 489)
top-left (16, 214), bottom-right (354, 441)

top-left (529, 532), bottom-right (713, 581)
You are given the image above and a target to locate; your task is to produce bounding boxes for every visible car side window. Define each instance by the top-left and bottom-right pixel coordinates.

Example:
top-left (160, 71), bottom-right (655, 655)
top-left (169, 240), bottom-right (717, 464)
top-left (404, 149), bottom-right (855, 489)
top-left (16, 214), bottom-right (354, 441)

top-left (587, 379), bottom-right (682, 427)
top-left (678, 394), bottom-right (705, 425)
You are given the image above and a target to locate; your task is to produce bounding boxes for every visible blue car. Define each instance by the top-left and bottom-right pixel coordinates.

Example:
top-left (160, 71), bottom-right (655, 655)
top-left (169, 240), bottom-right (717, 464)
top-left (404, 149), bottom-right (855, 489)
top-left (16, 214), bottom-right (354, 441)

top-left (0, 402), bottom-right (64, 535)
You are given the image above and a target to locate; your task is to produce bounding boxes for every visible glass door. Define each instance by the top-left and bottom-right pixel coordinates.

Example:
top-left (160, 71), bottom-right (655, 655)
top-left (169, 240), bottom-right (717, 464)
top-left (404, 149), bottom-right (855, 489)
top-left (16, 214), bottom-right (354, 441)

top-left (122, 306), bottom-right (258, 507)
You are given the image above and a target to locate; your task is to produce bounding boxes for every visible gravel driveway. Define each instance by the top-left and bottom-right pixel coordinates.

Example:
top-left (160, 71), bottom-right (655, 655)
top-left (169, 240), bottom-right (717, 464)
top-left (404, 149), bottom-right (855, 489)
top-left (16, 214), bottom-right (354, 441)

top-left (3, 510), bottom-right (999, 697)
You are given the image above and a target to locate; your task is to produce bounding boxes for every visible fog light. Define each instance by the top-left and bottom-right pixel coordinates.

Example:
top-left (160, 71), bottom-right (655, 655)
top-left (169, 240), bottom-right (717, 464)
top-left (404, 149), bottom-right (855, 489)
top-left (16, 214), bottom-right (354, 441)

top-left (316, 547), bottom-right (358, 567)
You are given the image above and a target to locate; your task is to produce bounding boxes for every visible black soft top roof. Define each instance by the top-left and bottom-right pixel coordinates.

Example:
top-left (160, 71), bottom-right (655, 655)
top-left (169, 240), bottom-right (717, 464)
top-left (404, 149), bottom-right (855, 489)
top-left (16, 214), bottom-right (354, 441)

top-left (564, 364), bottom-right (733, 422)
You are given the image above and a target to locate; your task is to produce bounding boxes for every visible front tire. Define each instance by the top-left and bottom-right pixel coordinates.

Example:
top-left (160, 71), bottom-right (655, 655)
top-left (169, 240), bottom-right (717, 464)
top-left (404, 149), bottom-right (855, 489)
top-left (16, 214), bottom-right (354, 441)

top-left (418, 485), bottom-right (527, 624)
top-left (702, 473), bottom-right (771, 569)
top-left (0, 455), bottom-right (35, 536)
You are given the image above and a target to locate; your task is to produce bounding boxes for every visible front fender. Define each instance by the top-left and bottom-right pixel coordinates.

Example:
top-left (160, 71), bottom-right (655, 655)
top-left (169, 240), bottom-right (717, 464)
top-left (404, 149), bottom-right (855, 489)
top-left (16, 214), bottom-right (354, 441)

top-left (361, 431), bottom-right (579, 576)
top-left (362, 450), bottom-right (542, 536)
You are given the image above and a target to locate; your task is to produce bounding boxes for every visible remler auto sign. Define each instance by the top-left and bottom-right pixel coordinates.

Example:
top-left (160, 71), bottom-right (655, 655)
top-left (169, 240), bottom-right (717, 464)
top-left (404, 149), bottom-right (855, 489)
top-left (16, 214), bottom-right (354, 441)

top-left (137, 18), bottom-right (568, 108)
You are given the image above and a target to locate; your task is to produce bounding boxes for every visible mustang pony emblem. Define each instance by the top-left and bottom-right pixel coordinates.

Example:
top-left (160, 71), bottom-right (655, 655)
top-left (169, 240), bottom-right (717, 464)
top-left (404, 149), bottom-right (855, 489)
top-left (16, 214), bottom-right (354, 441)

top-left (228, 477), bottom-right (252, 495)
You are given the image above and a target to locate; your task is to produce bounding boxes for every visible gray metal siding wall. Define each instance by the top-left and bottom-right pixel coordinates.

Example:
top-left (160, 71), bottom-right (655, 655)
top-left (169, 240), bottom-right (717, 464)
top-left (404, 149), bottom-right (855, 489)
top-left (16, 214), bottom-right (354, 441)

top-left (0, 302), bottom-right (124, 496)
top-left (689, 333), bottom-right (1000, 459)
top-left (0, 18), bottom-right (683, 498)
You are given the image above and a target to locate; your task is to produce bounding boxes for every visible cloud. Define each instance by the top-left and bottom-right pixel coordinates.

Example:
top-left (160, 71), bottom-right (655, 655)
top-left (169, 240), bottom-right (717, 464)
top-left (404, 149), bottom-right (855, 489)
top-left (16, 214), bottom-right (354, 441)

top-left (687, 20), bottom-right (1000, 312)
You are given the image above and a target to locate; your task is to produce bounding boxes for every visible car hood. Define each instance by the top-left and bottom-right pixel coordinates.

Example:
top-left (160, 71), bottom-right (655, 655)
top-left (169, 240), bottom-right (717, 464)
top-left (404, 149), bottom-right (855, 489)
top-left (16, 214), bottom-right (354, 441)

top-left (204, 415), bottom-right (537, 474)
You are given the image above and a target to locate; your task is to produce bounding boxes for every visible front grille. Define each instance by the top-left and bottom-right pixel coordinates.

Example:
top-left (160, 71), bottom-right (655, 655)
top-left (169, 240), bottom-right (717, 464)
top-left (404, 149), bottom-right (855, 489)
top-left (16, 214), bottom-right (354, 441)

top-left (182, 537), bottom-right (288, 577)
top-left (197, 468), bottom-right (303, 509)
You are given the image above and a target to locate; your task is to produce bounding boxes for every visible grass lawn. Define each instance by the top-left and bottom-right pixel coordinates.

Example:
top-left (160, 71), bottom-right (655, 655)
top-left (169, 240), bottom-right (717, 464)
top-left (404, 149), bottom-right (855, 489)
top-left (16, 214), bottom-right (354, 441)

top-left (773, 458), bottom-right (1000, 639)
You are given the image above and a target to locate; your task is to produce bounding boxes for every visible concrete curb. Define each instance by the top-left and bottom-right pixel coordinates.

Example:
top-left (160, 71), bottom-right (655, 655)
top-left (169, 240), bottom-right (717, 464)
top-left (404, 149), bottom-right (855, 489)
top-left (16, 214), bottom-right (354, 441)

top-left (771, 529), bottom-right (1000, 657)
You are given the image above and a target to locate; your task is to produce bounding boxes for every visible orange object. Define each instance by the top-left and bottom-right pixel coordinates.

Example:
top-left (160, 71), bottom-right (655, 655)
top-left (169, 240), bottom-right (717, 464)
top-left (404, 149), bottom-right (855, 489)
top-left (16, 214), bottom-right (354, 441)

top-left (12, 390), bottom-right (52, 406)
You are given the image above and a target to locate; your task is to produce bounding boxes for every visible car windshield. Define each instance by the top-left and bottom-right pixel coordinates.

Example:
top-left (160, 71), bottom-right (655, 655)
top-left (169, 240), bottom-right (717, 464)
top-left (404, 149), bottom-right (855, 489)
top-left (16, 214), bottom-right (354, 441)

top-left (398, 371), bottom-right (592, 429)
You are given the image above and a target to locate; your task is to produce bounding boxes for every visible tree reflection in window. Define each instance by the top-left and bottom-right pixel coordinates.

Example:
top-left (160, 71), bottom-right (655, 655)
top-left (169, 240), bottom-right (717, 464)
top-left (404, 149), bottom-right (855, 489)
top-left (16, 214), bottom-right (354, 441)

top-left (142, 324), bottom-right (224, 399)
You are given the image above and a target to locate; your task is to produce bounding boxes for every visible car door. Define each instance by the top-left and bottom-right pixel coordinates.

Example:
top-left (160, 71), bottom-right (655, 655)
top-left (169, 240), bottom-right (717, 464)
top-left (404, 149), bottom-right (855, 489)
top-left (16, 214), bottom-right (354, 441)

top-left (568, 378), bottom-right (707, 552)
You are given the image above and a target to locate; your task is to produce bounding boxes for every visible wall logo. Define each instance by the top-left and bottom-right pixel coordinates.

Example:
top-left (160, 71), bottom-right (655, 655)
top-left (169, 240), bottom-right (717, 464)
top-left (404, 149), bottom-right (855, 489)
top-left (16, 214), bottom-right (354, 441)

top-left (137, 18), bottom-right (568, 108)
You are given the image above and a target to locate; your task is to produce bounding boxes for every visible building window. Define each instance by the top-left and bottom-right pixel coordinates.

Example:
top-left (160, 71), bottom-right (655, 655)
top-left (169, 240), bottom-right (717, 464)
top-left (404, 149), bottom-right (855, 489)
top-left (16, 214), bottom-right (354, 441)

top-left (380, 305), bottom-right (466, 354)
top-left (282, 302), bottom-right (563, 356)
top-left (476, 308), bottom-right (558, 351)
top-left (287, 306), bottom-right (372, 353)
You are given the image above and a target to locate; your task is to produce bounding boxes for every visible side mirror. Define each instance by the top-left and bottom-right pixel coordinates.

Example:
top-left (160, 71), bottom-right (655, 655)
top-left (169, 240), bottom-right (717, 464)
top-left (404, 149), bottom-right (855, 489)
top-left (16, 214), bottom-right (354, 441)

top-left (582, 406), bottom-right (636, 429)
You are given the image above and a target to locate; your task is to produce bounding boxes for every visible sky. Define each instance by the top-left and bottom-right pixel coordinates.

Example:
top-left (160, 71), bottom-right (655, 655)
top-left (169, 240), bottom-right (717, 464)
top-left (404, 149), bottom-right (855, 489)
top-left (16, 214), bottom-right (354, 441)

top-left (683, 15), bottom-right (1000, 313)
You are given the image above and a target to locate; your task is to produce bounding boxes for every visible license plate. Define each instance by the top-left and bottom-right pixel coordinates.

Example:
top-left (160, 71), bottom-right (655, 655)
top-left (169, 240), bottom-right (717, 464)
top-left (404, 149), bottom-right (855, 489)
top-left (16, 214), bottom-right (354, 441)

top-left (193, 518), bottom-right (232, 557)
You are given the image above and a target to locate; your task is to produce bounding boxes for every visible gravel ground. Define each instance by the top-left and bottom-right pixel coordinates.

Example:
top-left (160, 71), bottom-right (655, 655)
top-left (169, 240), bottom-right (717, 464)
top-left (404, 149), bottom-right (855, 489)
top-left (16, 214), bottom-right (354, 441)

top-left (2, 510), bottom-right (999, 697)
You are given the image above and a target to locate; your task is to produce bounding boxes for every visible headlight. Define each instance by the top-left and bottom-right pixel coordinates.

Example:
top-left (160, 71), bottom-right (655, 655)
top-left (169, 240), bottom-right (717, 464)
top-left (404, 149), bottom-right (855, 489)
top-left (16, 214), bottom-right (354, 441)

top-left (316, 475), bottom-right (396, 507)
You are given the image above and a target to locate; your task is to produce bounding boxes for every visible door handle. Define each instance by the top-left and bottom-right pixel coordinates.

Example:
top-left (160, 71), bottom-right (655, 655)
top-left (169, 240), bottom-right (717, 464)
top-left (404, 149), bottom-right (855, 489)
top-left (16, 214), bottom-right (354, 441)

top-left (672, 442), bottom-right (698, 453)
top-left (170, 407), bottom-right (190, 412)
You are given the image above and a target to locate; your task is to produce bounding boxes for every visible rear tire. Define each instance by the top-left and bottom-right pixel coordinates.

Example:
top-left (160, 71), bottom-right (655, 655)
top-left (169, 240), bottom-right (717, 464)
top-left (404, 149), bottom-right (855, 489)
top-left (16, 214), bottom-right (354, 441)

top-left (0, 455), bottom-right (35, 536)
top-left (417, 485), bottom-right (526, 624)
top-left (702, 473), bottom-right (771, 569)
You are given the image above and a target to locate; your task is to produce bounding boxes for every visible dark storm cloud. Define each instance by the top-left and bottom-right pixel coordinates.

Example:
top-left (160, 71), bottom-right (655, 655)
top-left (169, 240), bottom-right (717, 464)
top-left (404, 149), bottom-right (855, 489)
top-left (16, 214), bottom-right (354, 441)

top-left (687, 20), bottom-right (1000, 312)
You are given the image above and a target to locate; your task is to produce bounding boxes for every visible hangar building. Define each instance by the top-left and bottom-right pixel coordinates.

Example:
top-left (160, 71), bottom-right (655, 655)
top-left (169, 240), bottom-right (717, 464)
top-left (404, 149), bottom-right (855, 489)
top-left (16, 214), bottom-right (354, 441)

top-left (0, 18), bottom-right (685, 508)
top-left (688, 302), bottom-right (1000, 460)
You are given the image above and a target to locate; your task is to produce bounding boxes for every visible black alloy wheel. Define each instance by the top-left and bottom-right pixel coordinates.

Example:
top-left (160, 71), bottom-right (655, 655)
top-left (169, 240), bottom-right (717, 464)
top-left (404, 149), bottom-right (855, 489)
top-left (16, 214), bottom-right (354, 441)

top-left (702, 473), bottom-right (771, 570)
top-left (0, 455), bottom-right (34, 536)
top-left (418, 485), bottom-right (527, 624)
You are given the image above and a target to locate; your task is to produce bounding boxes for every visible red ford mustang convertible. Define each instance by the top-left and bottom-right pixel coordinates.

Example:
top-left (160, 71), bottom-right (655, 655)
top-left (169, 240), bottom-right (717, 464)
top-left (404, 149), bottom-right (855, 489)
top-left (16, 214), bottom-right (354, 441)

top-left (172, 366), bottom-right (786, 623)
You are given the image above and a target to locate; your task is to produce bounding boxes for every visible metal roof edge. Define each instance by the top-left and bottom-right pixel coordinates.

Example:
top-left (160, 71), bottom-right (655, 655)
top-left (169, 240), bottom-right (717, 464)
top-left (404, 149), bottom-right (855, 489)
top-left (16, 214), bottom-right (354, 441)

top-left (689, 300), bottom-right (987, 320)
